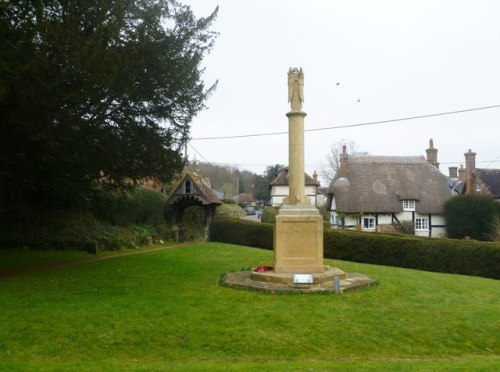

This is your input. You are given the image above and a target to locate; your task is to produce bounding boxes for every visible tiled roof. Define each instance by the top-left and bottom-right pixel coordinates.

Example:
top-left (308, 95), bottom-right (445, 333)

top-left (238, 193), bottom-right (254, 203)
top-left (166, 172), bottom-right (222, 205)
top-left (270, 167), bottom-right (319, 186)
top-left (474, 168), bottom-right (500, 198)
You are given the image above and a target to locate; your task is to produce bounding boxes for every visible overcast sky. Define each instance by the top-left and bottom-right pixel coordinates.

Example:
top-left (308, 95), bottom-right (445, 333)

top-left (185, 0), bottom-right (500, 184)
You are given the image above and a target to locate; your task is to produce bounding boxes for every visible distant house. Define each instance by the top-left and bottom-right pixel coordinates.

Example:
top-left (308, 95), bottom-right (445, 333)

top-left (270, 167), bottom-right (321, 207)
top-left (237, 193), bottom-right (255, 206)
top-left (473, 168), bottom-right (500, 199)
top-left (326, 146), bottom-right (453, 237)
top-left (442, 148), bottom-right (500, 201)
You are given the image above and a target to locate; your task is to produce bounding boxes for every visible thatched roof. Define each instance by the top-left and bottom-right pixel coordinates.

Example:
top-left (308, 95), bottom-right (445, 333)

top-left (327, 155), bottom-right (452, 214)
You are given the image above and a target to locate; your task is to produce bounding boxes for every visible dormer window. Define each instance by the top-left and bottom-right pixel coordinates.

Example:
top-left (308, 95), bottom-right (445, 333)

top-left (403, 199), bottom-right (415, 211)
top-left (185, 180), bottom-right (191, 194)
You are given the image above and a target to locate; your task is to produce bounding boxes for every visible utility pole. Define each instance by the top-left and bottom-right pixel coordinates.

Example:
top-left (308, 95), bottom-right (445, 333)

top-left (236, 176), bottom-right (239, 203)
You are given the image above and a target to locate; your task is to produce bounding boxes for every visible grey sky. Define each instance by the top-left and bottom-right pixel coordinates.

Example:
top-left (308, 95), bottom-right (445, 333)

top-left (185, 0), bottom-right (500, 183)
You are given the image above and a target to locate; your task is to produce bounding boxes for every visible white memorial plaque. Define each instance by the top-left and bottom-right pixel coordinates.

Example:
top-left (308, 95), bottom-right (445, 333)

top-left (293, 274), bottom-right (313, 284)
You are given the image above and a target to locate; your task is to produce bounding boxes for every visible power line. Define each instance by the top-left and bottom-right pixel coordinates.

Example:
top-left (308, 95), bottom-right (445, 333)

top-left (187, 143), bottom-right (211, 164)
top-left (189, 160), bottom-right (500, 169)
top-left (485, 155), bottom-right (500, 168)
top-left (191, 104), bottom-right (500, 141)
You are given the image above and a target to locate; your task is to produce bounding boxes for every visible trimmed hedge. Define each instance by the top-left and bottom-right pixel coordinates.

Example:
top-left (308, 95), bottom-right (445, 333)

top-left (210, 218), bottom-right (273, 250)
top-left (209, 218), bottom-right (500, 279)
top-left (323, 229), bottom-right (500, 279)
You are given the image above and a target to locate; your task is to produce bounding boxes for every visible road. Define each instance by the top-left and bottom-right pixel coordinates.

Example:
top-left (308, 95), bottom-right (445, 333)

top-left (241, 214), bottom-right (261, 222)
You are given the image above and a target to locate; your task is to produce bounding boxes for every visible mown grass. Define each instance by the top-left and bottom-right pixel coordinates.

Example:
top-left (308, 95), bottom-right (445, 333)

top-left (0, 249), bottom-right (94, 273)
top-left (0, 242), bottom-right (498, 371)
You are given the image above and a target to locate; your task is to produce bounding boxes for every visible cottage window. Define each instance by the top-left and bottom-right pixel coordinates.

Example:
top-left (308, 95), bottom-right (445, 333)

top-left (185, 180), bottom-right (191, 194)
top-left (415, 217), bottom-right (429, 230)
top-left (363, 217), bottom-right (375, 229)
top-left (403, 199), bottom-right (415, 211)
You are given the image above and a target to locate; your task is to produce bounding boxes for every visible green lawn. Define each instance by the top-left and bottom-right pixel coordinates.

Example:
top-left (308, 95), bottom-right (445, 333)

top-left (0, 242), bottom-right (498, 371)
top-left (0, 249), bottom-right (94, 273)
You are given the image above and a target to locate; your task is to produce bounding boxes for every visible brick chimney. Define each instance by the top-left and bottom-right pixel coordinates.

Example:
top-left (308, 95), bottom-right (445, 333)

top-left (339, 145), bottom-right (349, 177)
top-left (464, 149), bottom-right (477, 194)
top-left (458, 164), bottom-right (466, 182)
top-left (448, 166), bottom-right (458, 179)
top-left (312, 171), bottom-right (318, 185)
top-left (425, 138), bottom-right (439, 169)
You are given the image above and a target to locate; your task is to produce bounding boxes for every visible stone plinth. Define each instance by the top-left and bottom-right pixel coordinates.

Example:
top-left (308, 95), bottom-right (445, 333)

top-left (225, 271), bottom-right (375, 294)
top-left (273, 205), bottom-right (325, 274)
top-left (251, 265), bottom-right (345, 285)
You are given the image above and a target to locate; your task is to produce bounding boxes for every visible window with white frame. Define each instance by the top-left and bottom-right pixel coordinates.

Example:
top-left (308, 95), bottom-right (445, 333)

top-left (403, 199), bottom-right (416, 211)
top-left (415, 217), bottom-right (429, 230)
top-left (363, 217), bottom-right (375, 229)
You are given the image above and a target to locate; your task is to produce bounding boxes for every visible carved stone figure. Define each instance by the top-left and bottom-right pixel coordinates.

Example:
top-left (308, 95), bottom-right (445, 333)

top-left (287, 67), bottom-right (304, 111)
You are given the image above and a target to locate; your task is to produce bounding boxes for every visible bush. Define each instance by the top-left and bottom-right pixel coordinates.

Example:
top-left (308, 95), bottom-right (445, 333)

top-left (393, 220), bottom-right (415, 235)
top-left (444, 194), bottom-right (500, 241)
top-left (324, 229), bottom-right (500, 279)
top-left (0, 210), bottom-right (115, 251)
top-left (209, 219), bottom-right (500, 279)
top-left (488, 217), bottom-right (500, 242)
top-left (210, 218), bottom-right (273, 250)
top-left (91, 187), bottom-right (167, 226)
top-left (261, 207), bottom-right (279, 224)
top-left (0, 186), bottom-right (172, 251)
top-left (216, 203), bottom-right (245, 218)
top-left (181, 205), bottom-right (206, 241)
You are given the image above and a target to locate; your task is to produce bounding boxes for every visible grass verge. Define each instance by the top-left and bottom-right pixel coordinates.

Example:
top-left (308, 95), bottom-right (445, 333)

top-left (0, 242), bottom-right (498, 370)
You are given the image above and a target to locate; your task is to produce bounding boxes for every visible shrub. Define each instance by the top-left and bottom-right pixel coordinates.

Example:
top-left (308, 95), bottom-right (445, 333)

top-left (216, 203), bottom-right (245, 218)
top-left (324, 229), bottom-right (500, 279)
top-left (181, 205), bottom-right (206, 241)
top-left (210, 218), bottom-right (273, 250)
top-left (393, 220), bottom-right (415, 235)
top-left (91, 187), bottom-right (167, 227)
top-left (261, 207), bottom-right (279, 224)
top-left (0, 186), bottom-right (172, 251)
top-left (487, 217), bottom-right (500, 242)
top-left (210, 219), bottom-right (500, 279)
top-left (444, 194), bottom-right (500, 241)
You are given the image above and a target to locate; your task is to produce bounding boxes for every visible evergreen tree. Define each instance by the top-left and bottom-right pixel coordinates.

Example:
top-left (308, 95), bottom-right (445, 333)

top-left (0, 1), bottom-right (218, 211)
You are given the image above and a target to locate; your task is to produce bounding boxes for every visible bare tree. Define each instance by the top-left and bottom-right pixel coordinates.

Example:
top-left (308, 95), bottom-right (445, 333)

top-left (319, 140), bottom-right (365, 184)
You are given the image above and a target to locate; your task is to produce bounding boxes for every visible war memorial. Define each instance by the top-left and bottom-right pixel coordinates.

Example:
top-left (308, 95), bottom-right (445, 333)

top-left (225, 68), bottom-right (374, 293)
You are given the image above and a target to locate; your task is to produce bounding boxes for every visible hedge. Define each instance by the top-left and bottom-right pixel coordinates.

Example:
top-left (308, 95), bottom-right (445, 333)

top-left (210, 218), bottom-right (273, 250)
top-left (0, 187), bottom-right (171, 251)
top-left (209, 218), bottom-right (500, 280)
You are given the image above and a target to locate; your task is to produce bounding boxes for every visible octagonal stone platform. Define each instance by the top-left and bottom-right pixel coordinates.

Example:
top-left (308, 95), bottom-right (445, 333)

top-left (251, 265), bottom-right (344, 285)
top-left (224, 269), bottom-right (375, 294)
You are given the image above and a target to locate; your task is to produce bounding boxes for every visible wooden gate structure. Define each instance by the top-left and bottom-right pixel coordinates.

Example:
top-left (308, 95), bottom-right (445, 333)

top-left (166, 173), bottom-right (222, 241)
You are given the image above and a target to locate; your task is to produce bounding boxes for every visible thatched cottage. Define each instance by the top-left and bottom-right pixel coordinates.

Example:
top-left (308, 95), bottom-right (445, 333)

top-left (326, 144), bottom-right (454, 237)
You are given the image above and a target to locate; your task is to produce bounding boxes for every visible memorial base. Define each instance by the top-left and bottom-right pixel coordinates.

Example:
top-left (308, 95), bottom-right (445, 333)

top-left (251, 265), bottom-right (345, 285)
top-left (274, 205), bottom-right (325, 274)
